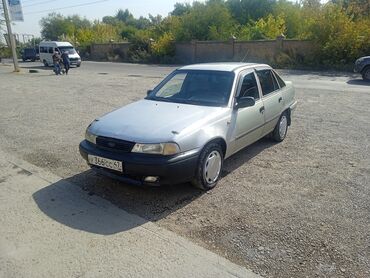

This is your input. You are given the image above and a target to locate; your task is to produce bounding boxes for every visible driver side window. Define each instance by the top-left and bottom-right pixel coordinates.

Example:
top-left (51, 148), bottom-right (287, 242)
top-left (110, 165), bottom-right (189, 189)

top-left (239, 72), bottom-right (259, 100)
top-left (156, 73), bottom-right (186, 98)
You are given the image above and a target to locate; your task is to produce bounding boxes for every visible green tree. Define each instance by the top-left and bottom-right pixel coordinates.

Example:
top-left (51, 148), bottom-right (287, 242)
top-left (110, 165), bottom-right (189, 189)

top-left (171, 3), bottom-right (191, 16)
top-left (40, 13), bottom-right (91, 40)
top-left (226, 0), bottom-right (277, 24)
top-left (305, 3), bottom-right (370, 64)
top-left (253, 14), bottom-right (286, 39)
top-left (273, 0), bottom-right (303, 38)
top-left (174, 0), bottom-right (236, 41)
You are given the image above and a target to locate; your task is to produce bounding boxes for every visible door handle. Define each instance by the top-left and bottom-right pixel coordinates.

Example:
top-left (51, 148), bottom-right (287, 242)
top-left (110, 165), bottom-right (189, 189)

top-left (260, 106), bottom-right (265, 113)
top-left (278, 97), bottom-right (283, 103)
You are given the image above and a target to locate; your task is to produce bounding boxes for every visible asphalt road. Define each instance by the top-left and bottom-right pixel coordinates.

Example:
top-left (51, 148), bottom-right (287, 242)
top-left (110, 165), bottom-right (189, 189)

top-left (0, 60), bottom-right (369, 277)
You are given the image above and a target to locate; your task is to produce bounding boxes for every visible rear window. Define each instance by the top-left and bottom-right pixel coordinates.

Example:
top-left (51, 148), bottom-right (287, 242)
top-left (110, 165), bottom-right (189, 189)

top-left (256, 69), bottom-right (279, 96)
top-left (273, 71), bottom-right (286, 88)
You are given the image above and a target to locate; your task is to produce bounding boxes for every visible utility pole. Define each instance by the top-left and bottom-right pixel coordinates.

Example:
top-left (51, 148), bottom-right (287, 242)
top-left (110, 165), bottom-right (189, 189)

top-left (1, 0), bottom-right (20, 72)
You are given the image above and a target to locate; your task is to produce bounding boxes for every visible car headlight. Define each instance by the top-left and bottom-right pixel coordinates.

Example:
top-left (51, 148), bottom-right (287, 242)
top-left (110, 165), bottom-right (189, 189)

top-left (85, 129), bottom-right (97, 144)
top-left (132, 143), bottom-right (180, 155)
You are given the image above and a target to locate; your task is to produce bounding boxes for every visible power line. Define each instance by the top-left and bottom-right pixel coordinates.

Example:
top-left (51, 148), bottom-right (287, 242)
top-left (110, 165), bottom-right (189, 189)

top-left (23, 0), bottom-right (59, 8)
top-left (23, 0), bottom-right (108, 15)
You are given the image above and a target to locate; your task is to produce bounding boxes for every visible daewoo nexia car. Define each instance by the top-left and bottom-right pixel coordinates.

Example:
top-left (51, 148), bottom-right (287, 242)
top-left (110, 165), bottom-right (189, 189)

top-left (80, 63), bottom-right (297, 190)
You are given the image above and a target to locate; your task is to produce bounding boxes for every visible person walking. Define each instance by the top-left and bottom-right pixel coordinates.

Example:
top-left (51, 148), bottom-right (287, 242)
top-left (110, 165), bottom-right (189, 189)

top-left (52, 50), bottom-right (61, 75)
top-left (61, 51), bottom-right (70, 75)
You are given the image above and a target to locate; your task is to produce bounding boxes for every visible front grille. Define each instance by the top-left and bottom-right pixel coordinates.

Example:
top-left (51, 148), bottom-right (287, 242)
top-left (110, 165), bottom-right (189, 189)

top-left (96, 136), bottom-right (135, 152)
top-left (70, 57), bottom-right (78, 61)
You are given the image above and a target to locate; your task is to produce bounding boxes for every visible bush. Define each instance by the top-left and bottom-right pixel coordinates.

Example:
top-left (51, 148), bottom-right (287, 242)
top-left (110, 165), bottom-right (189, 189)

top-left (151, 32), bottom-right (175, 57)
top-left (305, 4), bottom-right (370, 65)
top-left (0, 47), bottom-right (12, 59)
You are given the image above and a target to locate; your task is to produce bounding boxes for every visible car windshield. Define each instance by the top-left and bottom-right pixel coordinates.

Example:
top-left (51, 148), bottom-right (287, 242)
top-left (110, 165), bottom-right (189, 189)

top-left (146, 70), bottom-right (235, 107)
top-left (58, 46), bottom-right (76, 54)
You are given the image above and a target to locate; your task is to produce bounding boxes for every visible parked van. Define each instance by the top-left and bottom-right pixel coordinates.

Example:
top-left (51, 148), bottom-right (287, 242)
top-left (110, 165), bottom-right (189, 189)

top-left (21, 47), bottom-right (39, 62)
top-left (39, 41), bottom-right (81, 67)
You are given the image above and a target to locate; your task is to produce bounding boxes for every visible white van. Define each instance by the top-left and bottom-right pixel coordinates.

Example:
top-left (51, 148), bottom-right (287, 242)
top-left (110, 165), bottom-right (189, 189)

top-left (39, 41), bottom-right (81, 67)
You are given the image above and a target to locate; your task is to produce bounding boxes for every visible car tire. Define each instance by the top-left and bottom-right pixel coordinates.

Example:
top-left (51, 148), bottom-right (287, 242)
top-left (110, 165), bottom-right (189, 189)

top-left (272, 111), bottom-right (288, 142)
top-left (362, 66), bottom-right (370, 81)
top-left (191, 142), bottom-right (223, 191)
top-left (43, 60), bottom-right (48, 67)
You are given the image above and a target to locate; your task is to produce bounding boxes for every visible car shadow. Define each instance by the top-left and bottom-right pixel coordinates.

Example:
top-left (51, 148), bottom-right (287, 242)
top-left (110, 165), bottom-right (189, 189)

top-left (346, 79), bottom-right (370, 86)
top-left (33, 138), bottom-right (274, 235)
top-left (222, 137), bottom-right (276, 176)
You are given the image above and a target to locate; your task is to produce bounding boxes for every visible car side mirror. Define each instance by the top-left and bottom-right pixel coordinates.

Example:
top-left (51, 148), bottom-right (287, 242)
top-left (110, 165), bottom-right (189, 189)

top-left (147, 89), bottom-right (153, 96)
top-left (235, 96), bottom-right (255, 109)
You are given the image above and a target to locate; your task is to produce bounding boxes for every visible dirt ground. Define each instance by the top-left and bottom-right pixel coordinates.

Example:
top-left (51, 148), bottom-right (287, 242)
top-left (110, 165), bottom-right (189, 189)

top-left (0, 61), bottom-right (369, 277)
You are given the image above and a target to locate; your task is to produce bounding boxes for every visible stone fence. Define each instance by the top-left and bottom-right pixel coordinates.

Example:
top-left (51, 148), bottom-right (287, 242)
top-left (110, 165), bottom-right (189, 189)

top-left (90, 42), bottom-right (131, 61)
top-left (175, 37), bottom-right (316, 65)
top-left (90, 37), bottom-right (316, 65)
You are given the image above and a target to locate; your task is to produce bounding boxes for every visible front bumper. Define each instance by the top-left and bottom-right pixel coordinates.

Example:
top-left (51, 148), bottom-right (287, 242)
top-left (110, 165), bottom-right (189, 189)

top-left (70, 60), bottom-right (81, 66)
top-left (79, 140), bottom-right (199, 186)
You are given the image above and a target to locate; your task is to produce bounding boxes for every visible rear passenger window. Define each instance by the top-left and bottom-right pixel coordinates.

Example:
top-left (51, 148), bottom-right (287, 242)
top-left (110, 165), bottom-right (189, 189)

top-left (239, 72), bottom-right (259, 100)
top-left (48, 47), bottom-right (53, 54)
top-left (273, 71), bottom-right (286, 88)
top-left (256, 70), bottom-right (279, 96)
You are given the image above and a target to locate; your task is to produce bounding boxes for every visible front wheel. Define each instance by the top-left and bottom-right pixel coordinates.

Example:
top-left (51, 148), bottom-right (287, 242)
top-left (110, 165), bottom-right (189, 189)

top-left (192, 143), bottom-right (223, 191)
top-left (43, 60), bottom-right (48, 67)
top-left (272, 112), bottom-right (288, 142)
top-left (362, 67), bottom-right (370, 81)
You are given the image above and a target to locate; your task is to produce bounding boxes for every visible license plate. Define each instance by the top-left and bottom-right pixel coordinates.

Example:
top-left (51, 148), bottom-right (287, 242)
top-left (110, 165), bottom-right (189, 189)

top-left (88, 155), bottom-right (123, 172)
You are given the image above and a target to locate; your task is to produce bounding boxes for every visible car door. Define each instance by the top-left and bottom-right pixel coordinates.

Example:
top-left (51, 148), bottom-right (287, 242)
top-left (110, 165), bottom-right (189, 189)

top-left (233, 70), bottom-right (265, 152)
top-left (256, 68), bottom-right (284, 135)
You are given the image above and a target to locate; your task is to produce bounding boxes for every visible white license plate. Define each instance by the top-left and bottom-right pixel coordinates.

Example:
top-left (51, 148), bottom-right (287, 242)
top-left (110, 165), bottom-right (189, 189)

top-left (88, 155), bottom-right (123, 172)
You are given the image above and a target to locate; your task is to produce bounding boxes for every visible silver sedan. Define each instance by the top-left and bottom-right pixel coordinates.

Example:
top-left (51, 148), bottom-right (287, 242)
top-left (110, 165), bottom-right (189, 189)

top-left (80, 63), bottom-right (297, 190)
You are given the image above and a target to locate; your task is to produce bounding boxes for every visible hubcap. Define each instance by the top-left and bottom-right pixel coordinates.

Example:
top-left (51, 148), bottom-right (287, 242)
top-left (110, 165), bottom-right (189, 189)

top-left (203, 150), bottom-right (222, 184)
top-left (279, 115), bottom-right (288, 139)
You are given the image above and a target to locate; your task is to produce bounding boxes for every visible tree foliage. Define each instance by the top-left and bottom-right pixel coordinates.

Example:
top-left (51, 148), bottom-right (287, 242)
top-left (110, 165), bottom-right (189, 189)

top-left (39, 0), bottom-right (370, 65)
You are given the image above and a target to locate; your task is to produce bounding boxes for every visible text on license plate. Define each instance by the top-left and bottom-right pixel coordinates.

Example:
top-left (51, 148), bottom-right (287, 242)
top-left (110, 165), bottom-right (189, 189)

top-left (88, 155), bottom-right (123, 172)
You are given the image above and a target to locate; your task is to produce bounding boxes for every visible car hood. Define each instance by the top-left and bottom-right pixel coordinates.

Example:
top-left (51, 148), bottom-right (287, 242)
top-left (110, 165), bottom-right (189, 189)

top-left (90, 99), bottom-right (226, 143)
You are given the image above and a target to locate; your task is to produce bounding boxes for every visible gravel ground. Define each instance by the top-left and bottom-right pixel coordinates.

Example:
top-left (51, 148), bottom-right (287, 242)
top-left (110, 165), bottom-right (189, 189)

top-left (0, 61), bottom-right (369, 277)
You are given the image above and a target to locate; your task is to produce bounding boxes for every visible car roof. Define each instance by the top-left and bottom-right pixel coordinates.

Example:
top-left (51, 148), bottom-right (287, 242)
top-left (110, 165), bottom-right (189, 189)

top-left (40, 41), bottom-right (73, 47)
top-left (179, 62), bottom-right (269, 72)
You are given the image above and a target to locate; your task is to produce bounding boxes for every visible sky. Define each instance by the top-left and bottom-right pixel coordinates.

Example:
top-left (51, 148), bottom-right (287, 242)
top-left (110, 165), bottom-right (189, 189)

top-left (5, 0), bottom-right (328, 41)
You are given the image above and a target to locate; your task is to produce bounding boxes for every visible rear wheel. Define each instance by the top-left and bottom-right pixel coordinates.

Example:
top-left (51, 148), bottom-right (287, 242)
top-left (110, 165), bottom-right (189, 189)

top-left (191, 142), bottom-right (223, 191)
top-left (362, 66), bottom-right (370, 81)
top-left (272, 112), bottom-right (288, 142)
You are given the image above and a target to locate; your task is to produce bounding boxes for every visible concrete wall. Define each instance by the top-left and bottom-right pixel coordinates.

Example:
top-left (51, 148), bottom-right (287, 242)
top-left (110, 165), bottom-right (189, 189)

top-left (175, 38), bottom-right (316, 65)
top-left (89, 38), bottom-right (316, 65)
top-left (90, 43), bottom-right (131, 61)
